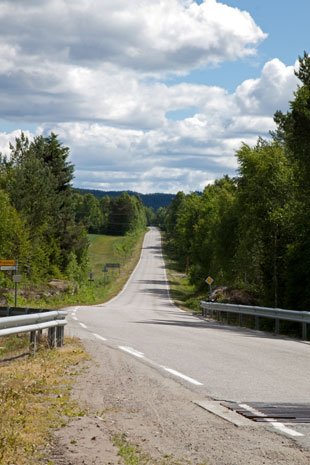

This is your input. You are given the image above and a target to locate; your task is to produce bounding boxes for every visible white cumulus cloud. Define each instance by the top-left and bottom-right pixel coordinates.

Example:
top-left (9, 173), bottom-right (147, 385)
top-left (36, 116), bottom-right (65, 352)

top-left (0, 1), bottom-right (300, 193)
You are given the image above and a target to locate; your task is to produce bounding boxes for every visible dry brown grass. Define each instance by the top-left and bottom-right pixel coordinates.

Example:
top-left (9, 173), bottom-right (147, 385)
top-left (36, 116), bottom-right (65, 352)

top-left (0, 335), bottom-right (88, 464)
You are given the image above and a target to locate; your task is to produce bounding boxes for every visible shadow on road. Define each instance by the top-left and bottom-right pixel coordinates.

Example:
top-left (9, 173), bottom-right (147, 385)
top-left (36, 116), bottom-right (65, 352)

top-left (135, 313), bottom-right (309, 344)
top-left (138, 279), bottom-right (173, 285)
top-left (143, 246), bottom-right (162, 251)
top-left (140, 288), bottom-right (170, 298)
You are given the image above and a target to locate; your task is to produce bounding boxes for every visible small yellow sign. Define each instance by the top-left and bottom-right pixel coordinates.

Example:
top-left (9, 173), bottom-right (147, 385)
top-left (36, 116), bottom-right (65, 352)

top-left (0, 259), bottom-right (15, 266)
top-left (205, 276), bottom-right (214, 285)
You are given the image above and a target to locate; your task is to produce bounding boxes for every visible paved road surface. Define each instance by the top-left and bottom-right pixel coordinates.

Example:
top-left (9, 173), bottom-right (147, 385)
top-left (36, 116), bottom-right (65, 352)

top-left (67, 227), bottom-right (310, 443)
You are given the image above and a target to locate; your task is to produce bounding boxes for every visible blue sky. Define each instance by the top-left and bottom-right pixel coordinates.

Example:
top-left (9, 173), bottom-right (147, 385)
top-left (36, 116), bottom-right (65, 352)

top-left (0, 0), bottom-right (307, 193)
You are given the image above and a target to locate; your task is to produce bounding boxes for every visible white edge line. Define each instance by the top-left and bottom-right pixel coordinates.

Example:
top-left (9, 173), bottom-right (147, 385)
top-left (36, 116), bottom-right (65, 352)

top-left (239, 403), bottom-right (304, 437)
top-left (161, 366), bottom-right (203, 386)
top-left (93, 333), bottom-right (107, 341)
top-left (79, 322), bottom-right (87, 329)
top-left (119, 346), bottom-right (144, 358)
top-left (270, 421), bottom-right (304, 437)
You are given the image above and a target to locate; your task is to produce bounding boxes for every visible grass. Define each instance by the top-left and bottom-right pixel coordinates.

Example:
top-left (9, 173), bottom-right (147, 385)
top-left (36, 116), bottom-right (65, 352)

top-left (113, 434), bottom-right (150, 465)
top-left (88, 233), bottom-right (124, 274)
top-left (8, 229), bottom-right (146, 309)
top-left (113, 433), bottom-right (195, 465)
top-left (80, 229), bottom-right (146, 304)
top-left (162, 237), bottom-right (207, 314)
top-left (0, 335), bottom-right (88, 465)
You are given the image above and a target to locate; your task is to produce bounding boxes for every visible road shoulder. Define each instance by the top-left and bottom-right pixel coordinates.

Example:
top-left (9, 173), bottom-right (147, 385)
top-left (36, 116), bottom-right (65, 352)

top-left (45, 339), bottom-right (310, 465)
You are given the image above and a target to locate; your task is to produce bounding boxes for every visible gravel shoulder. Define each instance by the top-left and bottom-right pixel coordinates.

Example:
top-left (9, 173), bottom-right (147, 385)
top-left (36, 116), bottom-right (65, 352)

top-left (46, 338), bottom-right (310, 465)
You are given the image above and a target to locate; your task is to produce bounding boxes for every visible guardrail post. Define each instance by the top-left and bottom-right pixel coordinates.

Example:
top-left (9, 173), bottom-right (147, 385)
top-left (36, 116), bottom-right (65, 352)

top-left (56, 326), bottom-right (64, 347)
top-left (227, 312), bottom-right (230, 325)
top-left (275, 318), bottom-right (280, 336)
top-left (302, 322), bottom-right (307, 340)
top-left (30, 331), bottom-right (37, 354)
top-left (255, 315), bottom-right (259, 331)
top-left (217, 311), bottom-right (220, 322)
top-left (48, 327), bottom-right (56, 348)
top-left (239, 314), bottom-right (243, 327)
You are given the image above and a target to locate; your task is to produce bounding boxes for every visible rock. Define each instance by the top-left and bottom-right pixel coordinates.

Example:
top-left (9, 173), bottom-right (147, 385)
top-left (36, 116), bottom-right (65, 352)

top-left (0, 294), bottom-right (7, 306)
top-left (211, 286), bottom-right (258, 306)
top-left (48, 279), bottom-right (77, 295)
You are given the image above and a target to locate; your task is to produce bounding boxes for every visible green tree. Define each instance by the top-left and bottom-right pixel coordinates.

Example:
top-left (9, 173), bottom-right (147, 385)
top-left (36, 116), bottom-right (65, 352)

top-left (273, 52), bottom-right (310, 308)
top-left (0, 189), bottom-right (30, 284)
top-left (235, 139), bottom-right (293, 306)
top-left (164, 191), bottom-right (185, 238)
top-left (73, 193), bottom-right (103, 233)
top-left (99, 196), bottom-right (111, 233)
top-left (173, 192), bottom-right (201, 272)
top-left (154, 206), bottom-right (168, 229)
top-left (108, 193), bottom-right (146, 236)
top-left (0, 132), bottom-right (88, 280)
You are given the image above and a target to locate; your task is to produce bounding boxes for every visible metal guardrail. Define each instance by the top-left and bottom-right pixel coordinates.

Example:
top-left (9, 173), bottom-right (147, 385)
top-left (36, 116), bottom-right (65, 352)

top-left (200, 301), bottom-right (310, 340)
top-left (0, 309), bottom-right (68, 352)
top-left (0, 306), bottom-right (50, 317)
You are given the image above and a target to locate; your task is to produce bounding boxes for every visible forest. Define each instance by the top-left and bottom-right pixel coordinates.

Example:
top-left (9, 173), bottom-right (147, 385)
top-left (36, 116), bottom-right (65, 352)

top-left (0, 134), bottom-right (148, 287)
top-left (74, 188), bottom-right (175, 211)
top-left (156, 52), bottom-right (310, 311)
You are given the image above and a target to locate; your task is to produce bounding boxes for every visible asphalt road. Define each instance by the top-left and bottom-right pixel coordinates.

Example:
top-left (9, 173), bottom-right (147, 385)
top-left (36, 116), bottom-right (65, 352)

top-left (67, 226), bottom-right (310, 443)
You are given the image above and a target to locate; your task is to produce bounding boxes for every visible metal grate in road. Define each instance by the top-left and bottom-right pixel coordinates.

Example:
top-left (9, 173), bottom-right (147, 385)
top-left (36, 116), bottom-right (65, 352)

top-left (223, 402), bottom-right (310, 423)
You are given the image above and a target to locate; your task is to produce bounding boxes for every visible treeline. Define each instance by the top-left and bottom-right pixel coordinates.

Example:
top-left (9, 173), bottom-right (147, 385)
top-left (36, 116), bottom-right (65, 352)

top-left (73, 191), bottom-right (149, 235)
top-left (157, 52), bottom-right (310, 311)
top-left (0, 133), bottom-right (89, 283)
top-left (0, 133), bottom-right (148, 285)
top-left (74, 188), bottom-right (175, 211)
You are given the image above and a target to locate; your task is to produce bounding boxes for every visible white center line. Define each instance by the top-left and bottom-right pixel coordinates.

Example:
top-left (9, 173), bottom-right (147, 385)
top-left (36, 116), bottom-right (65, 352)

top-left (239, 404), bottom-right (304, 438)
top-left (72, 316), bottom-right (78, 321)
top-left (79, 322), bottom-right (87, 329)
top-left (93, 333), bottom-right (107, 341)
top-left (119, 346), bottom-right (145, 358)
top-left (161, 366), bottom-right (203, 386)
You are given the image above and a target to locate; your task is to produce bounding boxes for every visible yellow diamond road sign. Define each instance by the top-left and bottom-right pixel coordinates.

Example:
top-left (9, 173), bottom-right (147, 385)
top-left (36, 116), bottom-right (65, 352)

top-left (205, 276), bottom-right (213, 285)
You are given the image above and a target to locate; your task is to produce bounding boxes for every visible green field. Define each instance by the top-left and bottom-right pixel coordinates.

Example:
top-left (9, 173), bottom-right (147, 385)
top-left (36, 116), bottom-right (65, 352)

top-left (80, 231), bottom-right (146, 304)
top-left (88, 234), bottom-right (125, 276)
top-left (11, 230), bottom-right (146, 308)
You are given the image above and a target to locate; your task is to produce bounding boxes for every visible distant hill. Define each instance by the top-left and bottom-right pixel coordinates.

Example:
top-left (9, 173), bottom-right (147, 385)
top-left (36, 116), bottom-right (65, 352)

top-left (73, 188), bottom-right (175, 211)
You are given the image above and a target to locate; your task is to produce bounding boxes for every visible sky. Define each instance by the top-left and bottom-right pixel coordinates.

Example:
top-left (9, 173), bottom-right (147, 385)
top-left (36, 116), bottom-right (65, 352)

top-left (0, 0), bottom-right (308, 194)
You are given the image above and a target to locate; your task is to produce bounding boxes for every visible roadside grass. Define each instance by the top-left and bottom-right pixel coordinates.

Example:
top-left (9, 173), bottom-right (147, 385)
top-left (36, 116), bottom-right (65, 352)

top-left (9, 229), bottom-right (146, 309)
top-left (113, 434), bottom-right (150, 465)
top-left (161, 236), bottom-right (207, 314)
top-left (0, 335), bottom-right (88, 465)
top-left (0, 230), bottom-right (146, 464)
top-left (113, 433), bottom-right (195, 465)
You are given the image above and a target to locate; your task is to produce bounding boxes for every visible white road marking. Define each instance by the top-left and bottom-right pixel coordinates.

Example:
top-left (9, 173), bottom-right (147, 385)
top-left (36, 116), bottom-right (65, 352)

top-left (79, 323), bottom-right (87, 329)
top-left (119, 346), bottom-right (145, 358)
top-left (118, 345), bottom-right (203, 386)
top-left (239, 403), bottom-right (304, 438)
top-left (71, 306), bottom-right (79, 313)
top-left (72, 316), bottom-right (78, 321)
top-left (161, 366), bottom-right (203, 386)
top-left (93, 333), bottom-right (107, 341)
